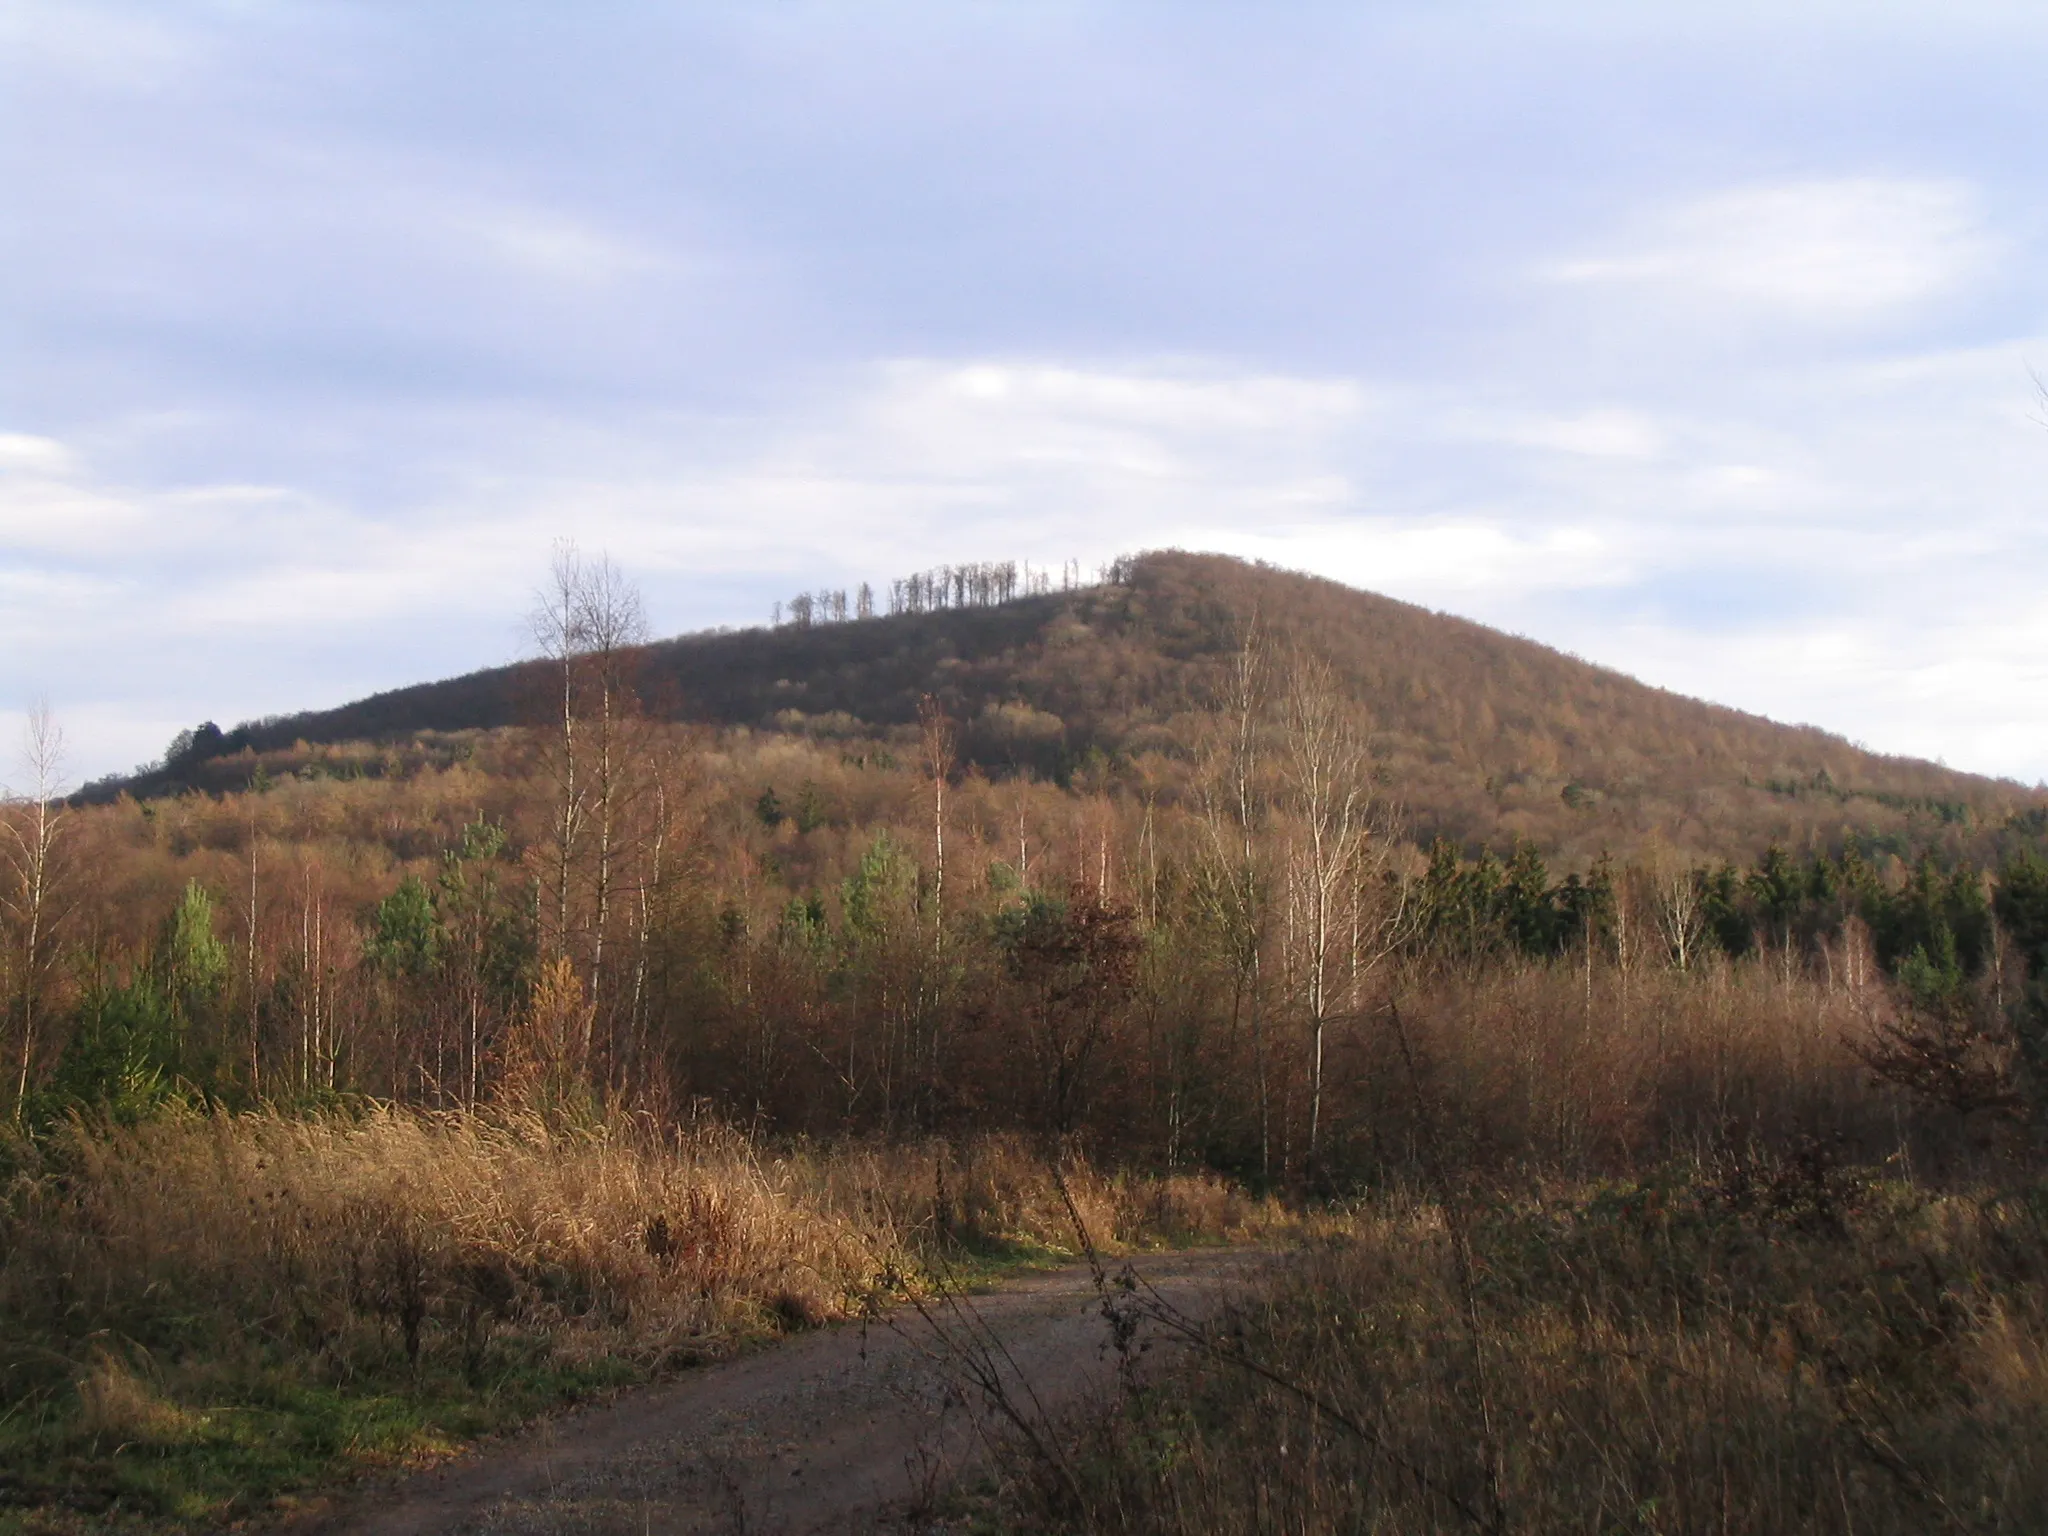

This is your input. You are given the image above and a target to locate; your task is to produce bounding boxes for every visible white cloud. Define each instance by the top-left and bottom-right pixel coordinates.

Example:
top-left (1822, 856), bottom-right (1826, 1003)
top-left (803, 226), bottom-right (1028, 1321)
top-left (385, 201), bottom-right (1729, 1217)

top-left (0, 434), bottom-right (72, 471)
top-left (1195, 520), bottom-right (1625, 599)
top-left (0, 5), bottom-right (206, 96)
top-left (1505, 409), bottom-right (1665, 460)
top-left (1568, 599), bottom-right (2048, 786)
top-left (934, 362), bottom-right (1367, 433)
top-left (1552, 177), bottom-right (1992, 317)
top-left (0, 451), bottom-right (311, 561)
top-left (456, 206), bottom-right (670, 285)
top-left (644, 360), bottom-right (1373, 578)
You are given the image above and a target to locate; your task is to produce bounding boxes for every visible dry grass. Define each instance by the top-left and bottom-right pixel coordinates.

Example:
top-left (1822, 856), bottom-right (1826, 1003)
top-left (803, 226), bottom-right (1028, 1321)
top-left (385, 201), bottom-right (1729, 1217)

top-left (1002, 1155), bottom-right (2048, 1535)
top-left (1319, 956), bottom-right (1909, 1182)
top-left (71, 1355), bottom-right (194, 1448)
top-left (0, 1107), bottom-right (1268, 1527)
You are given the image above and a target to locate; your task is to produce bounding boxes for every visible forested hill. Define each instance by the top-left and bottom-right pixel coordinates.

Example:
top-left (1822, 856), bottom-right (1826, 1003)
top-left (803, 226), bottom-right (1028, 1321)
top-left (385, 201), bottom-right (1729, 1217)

top-left (114, 550), bottom-right (2042, 863)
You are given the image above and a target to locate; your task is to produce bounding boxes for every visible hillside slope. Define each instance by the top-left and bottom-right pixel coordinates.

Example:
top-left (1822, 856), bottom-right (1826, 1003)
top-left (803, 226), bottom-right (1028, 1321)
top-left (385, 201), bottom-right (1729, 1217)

top-left (124, 551), bottom-right (2042, 863)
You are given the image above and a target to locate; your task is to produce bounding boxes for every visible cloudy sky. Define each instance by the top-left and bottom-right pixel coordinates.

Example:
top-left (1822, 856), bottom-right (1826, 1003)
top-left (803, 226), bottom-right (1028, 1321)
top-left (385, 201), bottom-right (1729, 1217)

top-left (4, 2), bottom-right (2047, 787)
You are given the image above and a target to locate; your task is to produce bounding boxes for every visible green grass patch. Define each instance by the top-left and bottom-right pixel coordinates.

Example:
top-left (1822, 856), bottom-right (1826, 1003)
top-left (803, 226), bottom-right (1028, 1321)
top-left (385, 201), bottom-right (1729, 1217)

top-left (0, 1339), bottom-right (646, 1533)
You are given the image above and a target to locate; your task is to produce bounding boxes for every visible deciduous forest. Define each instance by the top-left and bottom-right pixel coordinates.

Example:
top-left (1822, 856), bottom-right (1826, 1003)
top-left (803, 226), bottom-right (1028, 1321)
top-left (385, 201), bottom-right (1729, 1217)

top-left (6, 548), bottom-right (2048, 1531)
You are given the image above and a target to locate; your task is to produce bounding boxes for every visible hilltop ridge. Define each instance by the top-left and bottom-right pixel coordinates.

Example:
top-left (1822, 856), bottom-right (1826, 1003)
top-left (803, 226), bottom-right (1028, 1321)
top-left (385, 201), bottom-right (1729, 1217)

top-left (113, 550), bottom-right (2042, 864)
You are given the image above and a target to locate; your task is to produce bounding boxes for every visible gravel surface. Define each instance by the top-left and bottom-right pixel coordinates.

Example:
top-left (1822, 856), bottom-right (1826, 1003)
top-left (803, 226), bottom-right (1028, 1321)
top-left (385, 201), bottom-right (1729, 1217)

top-left (308, 1249), bottom-right (1267, 1536)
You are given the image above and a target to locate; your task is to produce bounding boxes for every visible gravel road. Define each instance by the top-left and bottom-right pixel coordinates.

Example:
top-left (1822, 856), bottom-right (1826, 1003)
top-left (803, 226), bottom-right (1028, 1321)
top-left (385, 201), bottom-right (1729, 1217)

top-left (310, 1248), bottom-right (1266, 1536)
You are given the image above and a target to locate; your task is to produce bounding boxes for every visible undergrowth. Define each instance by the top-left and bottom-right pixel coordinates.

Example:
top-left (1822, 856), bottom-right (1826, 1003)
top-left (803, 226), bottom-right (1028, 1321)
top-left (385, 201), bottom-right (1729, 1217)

top-left (999, 1149), bottom-right (2048, 1535)
top-left (0, 1107), bottom-right (1272, 1530)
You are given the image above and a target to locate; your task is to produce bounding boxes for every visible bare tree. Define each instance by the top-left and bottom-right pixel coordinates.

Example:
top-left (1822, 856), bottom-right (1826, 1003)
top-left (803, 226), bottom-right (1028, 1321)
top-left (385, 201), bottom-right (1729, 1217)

top-left (1194, 614), bottom-right (1273, 1177)
top-left (2, 703), bottom-right (68, 1121)
top-left (919, 694), bottom-right (956, 947)
top-left (623, 734), bottom-right (703, 1102)
top-left (1656, 863), bottom-right (1708, 973)
top-left (245, 808), bottom-right (263, 1094)
top-left (1279, 651), bottom-right (1379, 1179)
top-left (528, 543), bottom-right (649, 1073)
top-left (1611, 860), bottom-right (1652, 1037)
top-left (532, 543), bottom-right (592, 967)
top-left (574, 552), bottom-right (648, 1051)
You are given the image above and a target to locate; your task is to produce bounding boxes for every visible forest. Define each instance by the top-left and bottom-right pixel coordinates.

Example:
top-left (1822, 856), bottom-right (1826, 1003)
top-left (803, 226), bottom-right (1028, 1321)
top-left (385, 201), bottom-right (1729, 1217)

top-left (5, 548), bottom-right (2048, 1530)
top-left (100, 551), bottom-right (2040, 869)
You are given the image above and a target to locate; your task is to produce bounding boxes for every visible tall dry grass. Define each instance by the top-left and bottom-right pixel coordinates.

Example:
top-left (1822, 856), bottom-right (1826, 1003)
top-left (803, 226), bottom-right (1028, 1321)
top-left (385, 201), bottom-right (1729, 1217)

top-left (0, 1106), bottom-right (1270, 1524)
top-left (0, 1109), bottom-right (1266, 1384)
top-left (1321, 954), bottom-right (1910, 1182)
top-left (1005, 1154), bottom-right (2048, 1534)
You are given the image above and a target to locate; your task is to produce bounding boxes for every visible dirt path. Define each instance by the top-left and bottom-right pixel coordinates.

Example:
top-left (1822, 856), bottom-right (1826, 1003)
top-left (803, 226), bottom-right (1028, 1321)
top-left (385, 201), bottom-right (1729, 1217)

top-left (310, 1248), bottom-right (1267, 1536)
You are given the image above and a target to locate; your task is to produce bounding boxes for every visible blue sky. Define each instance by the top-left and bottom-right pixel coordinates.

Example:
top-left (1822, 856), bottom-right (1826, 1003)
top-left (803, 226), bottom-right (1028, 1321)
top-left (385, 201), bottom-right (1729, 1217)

top-left (4, 2), bottom-right (2047, 786)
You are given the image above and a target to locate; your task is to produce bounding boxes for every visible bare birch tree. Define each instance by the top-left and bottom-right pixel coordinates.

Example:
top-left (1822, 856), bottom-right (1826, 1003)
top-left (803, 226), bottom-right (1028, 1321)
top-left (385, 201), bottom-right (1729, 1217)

top-left (918, 694), bottom-right (955, 948)
top-left (1657, 863), bottom-right (1708, 973)
top-left (573, 552), bottom-right (648, 1048)
top-left (1279, 651), bottom-right (1379, 1178)
top-left (528, 542), bottom-right (649, 1074)
top-left (2, 703), bottom-right (68, 1121)
top-left (914, 695), bottom-right (957, 1123)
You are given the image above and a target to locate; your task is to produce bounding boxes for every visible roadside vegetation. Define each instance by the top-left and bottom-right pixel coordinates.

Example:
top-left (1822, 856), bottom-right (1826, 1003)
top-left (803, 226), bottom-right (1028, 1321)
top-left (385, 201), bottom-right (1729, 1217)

top-left (0, 1113), bottom-right (1263, 1529)
top-left (1000, 1160), bottom-right (2048, 1535)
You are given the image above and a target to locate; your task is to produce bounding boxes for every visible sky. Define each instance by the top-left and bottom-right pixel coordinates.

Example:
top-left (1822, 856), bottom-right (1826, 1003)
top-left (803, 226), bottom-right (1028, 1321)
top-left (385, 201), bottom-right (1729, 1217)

top-left (3, 2), bottom-right (2047, 789)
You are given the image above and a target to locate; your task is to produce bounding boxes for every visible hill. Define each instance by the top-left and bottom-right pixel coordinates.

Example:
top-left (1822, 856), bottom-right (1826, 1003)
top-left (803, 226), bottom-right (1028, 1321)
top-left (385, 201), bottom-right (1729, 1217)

top-left (109, 550), bottom-right (2044, 864)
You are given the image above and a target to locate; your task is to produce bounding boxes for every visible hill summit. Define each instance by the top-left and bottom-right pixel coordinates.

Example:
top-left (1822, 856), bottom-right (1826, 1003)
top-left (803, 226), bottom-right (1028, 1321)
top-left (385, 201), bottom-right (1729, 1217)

top-left (125, 550), bottom-right (2039, 863)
